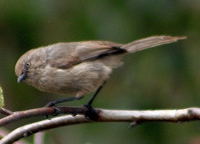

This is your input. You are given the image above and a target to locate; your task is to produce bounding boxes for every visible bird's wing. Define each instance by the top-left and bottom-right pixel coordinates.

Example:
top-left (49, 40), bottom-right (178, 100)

top-left (49, 41), bottom-right (124, 69)
top-left (76, 41), bottom-right (124, 61)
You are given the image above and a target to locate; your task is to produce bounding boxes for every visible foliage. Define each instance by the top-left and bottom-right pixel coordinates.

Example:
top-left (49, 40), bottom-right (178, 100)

top-left (0, 86), bottom-right (4, 108)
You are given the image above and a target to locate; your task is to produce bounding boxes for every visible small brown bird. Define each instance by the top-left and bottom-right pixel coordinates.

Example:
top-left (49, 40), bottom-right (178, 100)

top-left (15, 36), bottom-right (186, 107)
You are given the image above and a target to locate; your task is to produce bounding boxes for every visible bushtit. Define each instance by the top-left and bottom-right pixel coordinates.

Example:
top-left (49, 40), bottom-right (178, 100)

top-left (15, 36), bottom-right (186, 107)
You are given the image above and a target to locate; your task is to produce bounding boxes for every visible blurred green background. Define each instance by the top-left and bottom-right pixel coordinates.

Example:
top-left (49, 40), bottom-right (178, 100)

top-left (0, 0), bottom-right (200, 144)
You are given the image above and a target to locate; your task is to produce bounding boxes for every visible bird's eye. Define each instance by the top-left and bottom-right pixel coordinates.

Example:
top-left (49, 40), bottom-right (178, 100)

top-left (25, 62), bottom-right (31, 68)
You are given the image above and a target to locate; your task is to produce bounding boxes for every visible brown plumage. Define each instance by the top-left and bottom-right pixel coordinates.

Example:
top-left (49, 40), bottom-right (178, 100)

top-left (15, 36), bottom-right (186, 99)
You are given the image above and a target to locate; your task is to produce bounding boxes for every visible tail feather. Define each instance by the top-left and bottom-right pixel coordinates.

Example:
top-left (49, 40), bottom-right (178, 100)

top-left (122, 36), bottom-right (186, 53)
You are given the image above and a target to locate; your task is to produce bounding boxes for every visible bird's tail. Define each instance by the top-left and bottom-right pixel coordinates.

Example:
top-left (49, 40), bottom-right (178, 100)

top-left (122, 36), bottom-right (186, 53)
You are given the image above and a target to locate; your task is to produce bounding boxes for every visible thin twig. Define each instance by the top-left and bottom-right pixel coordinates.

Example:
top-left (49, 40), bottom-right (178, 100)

top-left (0, 108), bottom-right (13, 116)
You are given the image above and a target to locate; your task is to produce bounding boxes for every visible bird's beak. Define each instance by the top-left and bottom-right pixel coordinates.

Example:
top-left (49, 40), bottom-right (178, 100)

top-left (17, 72), bottom-right (27, 83)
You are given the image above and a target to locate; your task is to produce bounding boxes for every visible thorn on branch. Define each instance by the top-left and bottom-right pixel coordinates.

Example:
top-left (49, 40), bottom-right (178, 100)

top-left (129, 120), bottom-right (142, 128)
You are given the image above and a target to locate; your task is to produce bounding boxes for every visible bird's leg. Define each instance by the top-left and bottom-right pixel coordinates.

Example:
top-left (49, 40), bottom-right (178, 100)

top-left (84, 81), bottom-right (106, 120)
top-left (45, 96), bottom-right (83, 107)
top-left (45, 81), bottom-right (106, 119)
top-left (45, 96), bottom-right (83, 117)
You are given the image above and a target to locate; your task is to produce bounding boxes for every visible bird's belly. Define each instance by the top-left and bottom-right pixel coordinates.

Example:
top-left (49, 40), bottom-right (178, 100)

top-left (34, 62), bottom-right (112, 96)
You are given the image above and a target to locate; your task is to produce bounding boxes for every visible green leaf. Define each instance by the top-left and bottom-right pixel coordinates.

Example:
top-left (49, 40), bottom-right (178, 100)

top-left (0, 86), bottom-right (4, 108)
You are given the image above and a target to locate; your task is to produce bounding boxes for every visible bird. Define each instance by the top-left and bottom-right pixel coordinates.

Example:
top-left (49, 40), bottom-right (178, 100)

top-left (15, 36), bottom-right (186, 109)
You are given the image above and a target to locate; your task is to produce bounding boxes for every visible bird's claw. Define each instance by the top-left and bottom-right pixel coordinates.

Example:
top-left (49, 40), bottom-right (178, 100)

top-left (84, 104), bottom-right (99, 121)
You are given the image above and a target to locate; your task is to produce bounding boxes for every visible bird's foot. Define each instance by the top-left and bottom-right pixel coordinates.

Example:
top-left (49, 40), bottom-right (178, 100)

top-left (84, 104), bottom-right (99, 121)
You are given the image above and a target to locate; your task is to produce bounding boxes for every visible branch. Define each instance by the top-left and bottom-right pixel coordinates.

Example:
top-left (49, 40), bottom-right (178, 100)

top-left (0, 108), bottom-right (13, 116)
top-left (0, 106), bottom-right (89, 126)
top-left (1, 107), bottom-right (200, 144)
